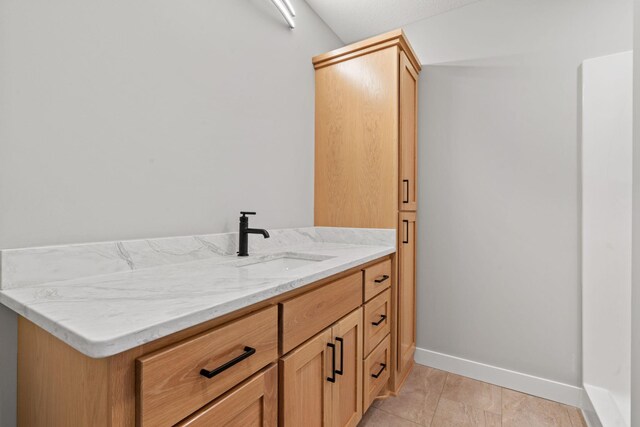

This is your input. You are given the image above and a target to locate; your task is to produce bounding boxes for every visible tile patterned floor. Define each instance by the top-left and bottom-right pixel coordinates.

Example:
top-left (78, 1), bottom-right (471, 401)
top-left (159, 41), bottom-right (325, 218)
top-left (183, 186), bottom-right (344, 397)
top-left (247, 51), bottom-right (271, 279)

top-left (359, 364), bottom-right (587, 427)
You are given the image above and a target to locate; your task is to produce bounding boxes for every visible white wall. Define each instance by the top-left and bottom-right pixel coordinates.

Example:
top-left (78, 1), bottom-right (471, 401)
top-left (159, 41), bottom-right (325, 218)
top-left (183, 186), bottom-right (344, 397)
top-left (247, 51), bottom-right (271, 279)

top-left (404, 0), bottom-right (632, 391)
top-left (632, 1), bottom-right (640, 425)
top-left (581, 51), bottom-right (632, 427)
top-left (0, 1), bottom-right (341, 425)
top-left (0, 0), bottom-right (341, 250)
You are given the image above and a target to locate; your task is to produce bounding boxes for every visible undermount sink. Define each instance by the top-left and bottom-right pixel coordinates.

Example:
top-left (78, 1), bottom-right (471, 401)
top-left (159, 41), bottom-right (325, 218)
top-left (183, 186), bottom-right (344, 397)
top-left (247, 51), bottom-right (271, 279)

top-left (236, 253), bottom-right (333, 275)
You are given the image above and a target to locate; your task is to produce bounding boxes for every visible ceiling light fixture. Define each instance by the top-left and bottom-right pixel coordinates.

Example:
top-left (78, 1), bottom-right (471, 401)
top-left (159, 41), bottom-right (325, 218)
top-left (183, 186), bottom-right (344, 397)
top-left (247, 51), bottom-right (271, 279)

top-left (270, 0), bottom-right (295, 29)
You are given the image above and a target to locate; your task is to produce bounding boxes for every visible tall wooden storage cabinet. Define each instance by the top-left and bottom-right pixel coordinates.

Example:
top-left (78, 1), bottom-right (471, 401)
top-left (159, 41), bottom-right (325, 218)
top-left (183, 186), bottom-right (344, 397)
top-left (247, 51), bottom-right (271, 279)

top-left (313, 30), bottom-right (421, 393)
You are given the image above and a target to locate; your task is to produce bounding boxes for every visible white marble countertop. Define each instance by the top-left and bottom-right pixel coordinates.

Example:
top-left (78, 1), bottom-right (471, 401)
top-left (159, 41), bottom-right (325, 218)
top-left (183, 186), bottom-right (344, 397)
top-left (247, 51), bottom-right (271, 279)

top-left (0, 227), bottom-right (395, 358)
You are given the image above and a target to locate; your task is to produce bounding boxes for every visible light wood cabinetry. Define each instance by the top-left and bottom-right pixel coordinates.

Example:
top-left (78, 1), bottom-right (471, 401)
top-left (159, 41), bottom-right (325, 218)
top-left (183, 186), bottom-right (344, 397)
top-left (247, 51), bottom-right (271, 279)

top-left (313, 29), bottom-right (421, 394)
top-left (399, 51), bottom-right (419, 212)
top-left (361, 262), bottom-right (393, 412)
top-left (280, 308), bottom-right (363, 427)
top-left (17, 256), bottom-right (390, 427)
top-left (314, 46), bottom-right (399, 229)
top-left (17, 318), bottom-right (110, 427)
top-left (363, 337), bottom-right (391, 411)
top-left (279, 328), bottom-right (333, 427)
top-left (363, 289), bottom-right (391, 355)
top-left (176, 365), bottom-right (278, 427)
top-left (363, 259), bottom-right (392, 302)
top-left (330, 309), bottom-right (363, 427)
top-left (137, 307), bottom-right (278, 426)
top-left (398, 212), bottom-right (417, 377)
top-left (280, 272), bottom-right (362, 354)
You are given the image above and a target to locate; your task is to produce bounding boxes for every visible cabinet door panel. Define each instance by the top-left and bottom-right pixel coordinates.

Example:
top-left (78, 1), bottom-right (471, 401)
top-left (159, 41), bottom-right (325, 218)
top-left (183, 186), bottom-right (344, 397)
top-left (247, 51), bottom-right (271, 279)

top-left (397, 212), bottom-right (417, 378)
top-left (176, 365), bottom-right (277, 427)
top-left (280, 329), bottom-right (332, 427)
top-left (331, 309), bottom-right (363, 427)
top-left (315, 46), bottom-right (399, 229)
top-left (399, 51), bottom-right (418, 211)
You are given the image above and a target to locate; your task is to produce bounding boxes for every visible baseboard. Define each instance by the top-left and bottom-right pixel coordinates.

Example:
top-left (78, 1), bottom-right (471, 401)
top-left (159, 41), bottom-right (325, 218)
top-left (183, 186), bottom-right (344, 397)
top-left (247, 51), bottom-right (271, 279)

top-left (414, 347), bottom-right (584, 407)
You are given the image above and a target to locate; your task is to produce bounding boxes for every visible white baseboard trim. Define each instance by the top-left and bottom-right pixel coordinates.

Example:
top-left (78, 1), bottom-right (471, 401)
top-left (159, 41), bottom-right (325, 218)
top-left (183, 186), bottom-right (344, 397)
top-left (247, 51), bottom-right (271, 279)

top-left (414, 347), bottom-right (584, 408)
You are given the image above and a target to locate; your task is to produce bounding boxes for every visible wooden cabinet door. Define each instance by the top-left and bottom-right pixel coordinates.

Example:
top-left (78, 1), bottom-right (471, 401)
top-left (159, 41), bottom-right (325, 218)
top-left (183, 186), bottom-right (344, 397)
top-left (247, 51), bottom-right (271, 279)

top-left (176, 365), bottom-right (277, 427)
top-left (280, 329), bottom-right (333, 427)
top-left (397, 212), bottom-right (417, 377)
top-left (399, 50), bottom-right (418, 212)
top-left (315, 46), bottom-right (399, 229)
top-left (330, 309), bottom-right (363, 427)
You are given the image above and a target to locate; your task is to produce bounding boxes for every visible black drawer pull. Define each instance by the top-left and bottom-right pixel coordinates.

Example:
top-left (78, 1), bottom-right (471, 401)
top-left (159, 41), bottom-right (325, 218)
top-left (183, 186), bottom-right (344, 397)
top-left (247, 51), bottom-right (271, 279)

top-left (200, 346), bottom-right (256, 379)
top-left (335, 337), bottom-right (344, 375)
top-left (374, 275), bottom-right (389, 284)
top-left (327, 343), bottom-right (336, 383)
top-left (402, 219), bottom-right (409, 244)
top-left (403, 179), bottom-right (409, 203)
top-left (371, 315), bottom-right (387, 326)
top-left (371, 363), bottom-right (387, 379)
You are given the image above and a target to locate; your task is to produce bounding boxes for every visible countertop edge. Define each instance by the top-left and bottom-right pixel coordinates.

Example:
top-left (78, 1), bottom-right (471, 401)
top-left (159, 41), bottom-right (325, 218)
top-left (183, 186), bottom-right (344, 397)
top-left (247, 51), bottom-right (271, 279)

top-left (1, 247), bottom-right (395, 358)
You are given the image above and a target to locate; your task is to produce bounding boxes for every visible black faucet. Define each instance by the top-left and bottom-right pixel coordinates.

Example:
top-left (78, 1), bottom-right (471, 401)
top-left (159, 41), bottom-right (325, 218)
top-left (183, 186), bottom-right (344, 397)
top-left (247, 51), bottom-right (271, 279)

top-left (238, 212), bottom-right (270, 256)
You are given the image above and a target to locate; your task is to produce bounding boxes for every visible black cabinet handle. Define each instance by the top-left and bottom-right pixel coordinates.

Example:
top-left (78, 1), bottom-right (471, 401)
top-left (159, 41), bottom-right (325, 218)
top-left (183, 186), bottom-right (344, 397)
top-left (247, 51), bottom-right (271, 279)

top-left (371, 363), bottom-right (387, 379)
top-left (200, 346), bottom-right (255, 379)
top-left (327, 343), bottom-right (336, 383)
top-left (374, 275), bottom-right (389, 284)
top-left (403, 220), bottom-right (409, 244)
top-left (371, 315), bottom-right (387, 326)
top-left (403, 179), bottom-right (409, 203)
top-left (335, 337), bottom-right (344, 375)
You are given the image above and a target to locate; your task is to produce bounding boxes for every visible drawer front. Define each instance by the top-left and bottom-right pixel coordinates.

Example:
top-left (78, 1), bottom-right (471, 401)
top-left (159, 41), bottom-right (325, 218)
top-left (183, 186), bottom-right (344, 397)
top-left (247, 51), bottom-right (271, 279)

top-left (280, 272), bottom-right (362, 354)
top-left (363, 289), bottom-right (391, 356)
top-left (363, 259), bottom-right (392, 302)
top-left (363, 335), bottom-right (390, 411)
top-left (176, 365), bottom-right (278, 427)
top-left (137, 306), bottom-right (278, 427)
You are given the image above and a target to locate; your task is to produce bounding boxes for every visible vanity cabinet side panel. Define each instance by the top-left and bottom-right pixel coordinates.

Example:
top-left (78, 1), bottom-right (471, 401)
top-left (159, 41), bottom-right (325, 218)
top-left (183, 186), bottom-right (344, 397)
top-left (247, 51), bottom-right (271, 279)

top-left (314, 46), bottom-right (399, 229)
top-left (17, 317), bottom-right (110, 427)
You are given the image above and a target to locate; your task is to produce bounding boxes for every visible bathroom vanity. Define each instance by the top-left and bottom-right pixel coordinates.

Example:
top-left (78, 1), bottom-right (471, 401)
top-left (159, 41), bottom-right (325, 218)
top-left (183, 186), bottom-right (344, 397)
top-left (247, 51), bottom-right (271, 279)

top-left (0, 227), bottom-right (395, 426)
top-left (0, 29), bottom-right (421, 427)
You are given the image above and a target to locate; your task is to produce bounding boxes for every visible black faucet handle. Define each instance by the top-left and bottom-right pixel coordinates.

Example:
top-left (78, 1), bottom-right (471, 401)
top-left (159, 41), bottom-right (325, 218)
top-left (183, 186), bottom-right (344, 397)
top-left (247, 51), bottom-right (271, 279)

top-left (240, 211), bottom-right (256, 217)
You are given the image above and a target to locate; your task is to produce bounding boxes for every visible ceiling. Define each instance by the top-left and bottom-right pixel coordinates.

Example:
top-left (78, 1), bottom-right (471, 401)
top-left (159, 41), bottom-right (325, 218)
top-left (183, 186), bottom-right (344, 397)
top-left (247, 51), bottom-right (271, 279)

top-left (304, 0), bottom-right (482, 44)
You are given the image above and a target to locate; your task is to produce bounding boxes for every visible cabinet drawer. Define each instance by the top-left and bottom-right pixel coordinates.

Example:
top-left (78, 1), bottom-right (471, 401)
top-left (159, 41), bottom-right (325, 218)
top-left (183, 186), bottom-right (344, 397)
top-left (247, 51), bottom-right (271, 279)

top-left (363, 289), bottom-right (391, 356)
top-left (176, 365), bottom-right (278, 427)
top-left (363, 335), bottom-right (390, 411)
top-left (363, 259), bottom-right (392, 301)
top-left (280, 272), bottom-right (362, 354)
top-left (136, 306), bottom-right (278, 427)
